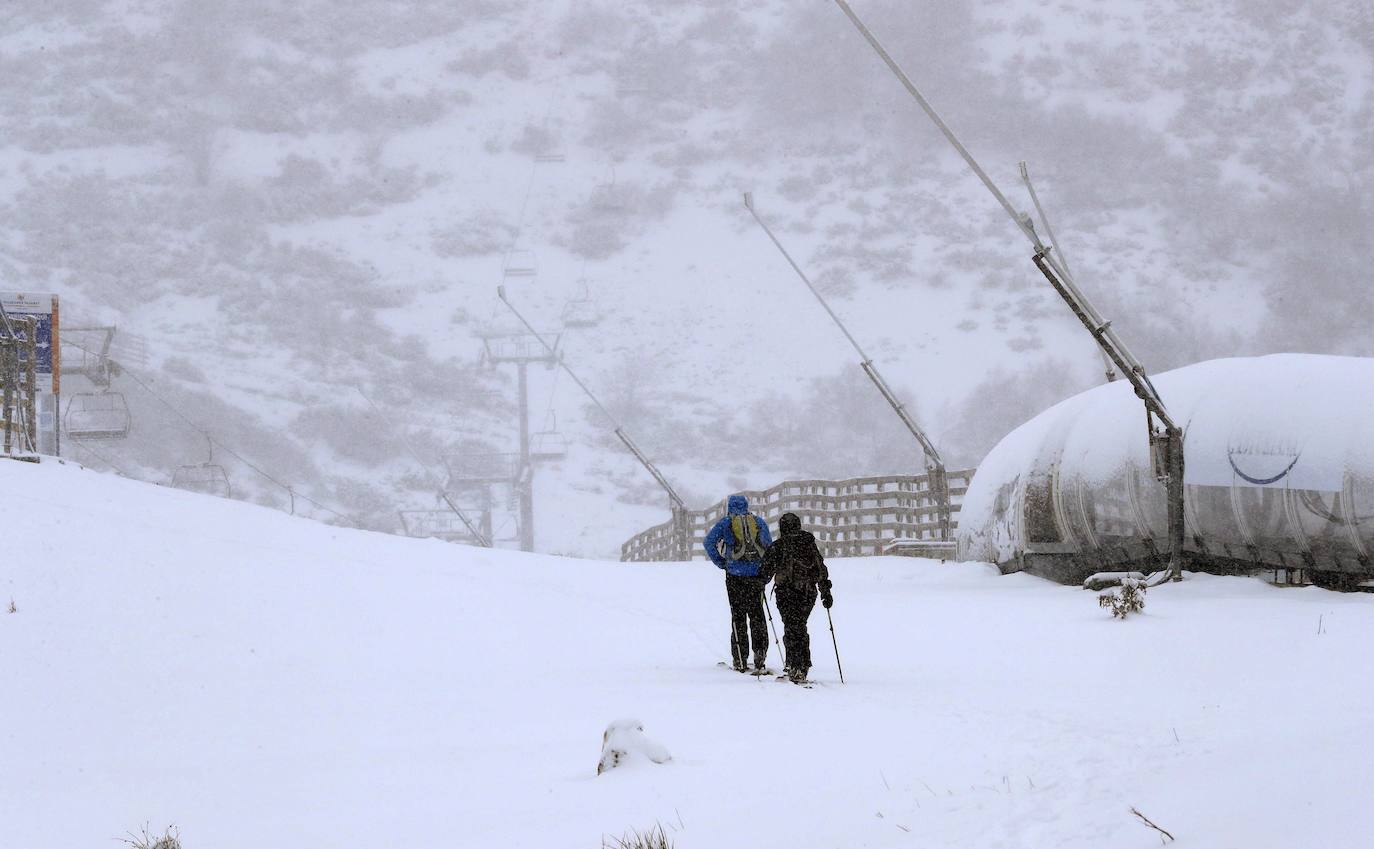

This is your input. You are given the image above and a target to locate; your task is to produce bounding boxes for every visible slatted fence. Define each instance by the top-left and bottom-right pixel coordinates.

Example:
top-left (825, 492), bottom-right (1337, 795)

top-left (621, 469), bottom-right (974, 562)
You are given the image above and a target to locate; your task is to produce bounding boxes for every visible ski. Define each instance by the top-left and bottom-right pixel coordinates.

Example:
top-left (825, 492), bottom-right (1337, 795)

top-left (776, 674), bottom-right (815, 689)
top-left (717, 661), bottom-right (777, 677)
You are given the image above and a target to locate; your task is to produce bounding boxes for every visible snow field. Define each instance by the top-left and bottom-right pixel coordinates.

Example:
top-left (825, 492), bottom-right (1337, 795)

top-left (4, 458), bottom-right (1373, 848)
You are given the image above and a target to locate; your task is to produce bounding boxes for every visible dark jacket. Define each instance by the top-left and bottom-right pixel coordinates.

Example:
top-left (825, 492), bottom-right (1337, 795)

top-left (761, 512), bottom-right (830, 593)
top-left (703, 495), bottom-right (773, 577)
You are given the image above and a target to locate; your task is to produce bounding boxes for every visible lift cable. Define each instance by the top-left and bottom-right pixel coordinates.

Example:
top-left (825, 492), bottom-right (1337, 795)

top-left (116, 365), bottom-right (356, 524)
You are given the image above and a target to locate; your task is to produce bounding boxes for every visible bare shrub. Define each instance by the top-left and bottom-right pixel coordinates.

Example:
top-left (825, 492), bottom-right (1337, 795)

top-left (602, 823), bottom-right (672, 849)
top-left (118, 824), bottom-right (181, 849)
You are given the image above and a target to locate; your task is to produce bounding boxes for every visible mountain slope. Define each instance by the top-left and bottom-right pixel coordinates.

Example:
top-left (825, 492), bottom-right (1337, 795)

top-left (1, 0), bottom-right (1370, 555)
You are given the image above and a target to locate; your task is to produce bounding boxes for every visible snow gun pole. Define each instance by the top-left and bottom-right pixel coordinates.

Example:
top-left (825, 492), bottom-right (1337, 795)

top-left (825, 608), bottom-right (844, 684)
top-left (497, 287), bottom-right (693, 560)
top-left (1019, 161), bottom-right (1116, 385)
top-left (832, 0), bottom-right (1184, 581)
top-left (743, 192), bottom-right (952, 542)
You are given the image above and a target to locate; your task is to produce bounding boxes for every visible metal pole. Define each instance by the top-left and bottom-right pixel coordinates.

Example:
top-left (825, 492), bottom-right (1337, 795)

top-left (517, 361), bottom-right (534, 552)
top-left (671, 503), bottom-right (692, 562)
top-left (1, 339), bottom-right (13, 455)
top-left (825, 608), bottom-right (845, 684)
top-left (831, 0), bottom-right (1167, 421)
top-left (744, 192), bottom-right (952, 539)
top-left (1029, 251), bottom-right (1184, 579)
top-left (23, 322), bottom-right (37, 452)
top-left (1019, 161), bottom-right (1116, 384)
top-left (762, 589), bottom-right (785, 671)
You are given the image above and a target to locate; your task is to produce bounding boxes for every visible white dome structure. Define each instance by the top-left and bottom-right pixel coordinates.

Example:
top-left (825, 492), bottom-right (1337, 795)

top-left (957, 354), bottom-right (1374, 586)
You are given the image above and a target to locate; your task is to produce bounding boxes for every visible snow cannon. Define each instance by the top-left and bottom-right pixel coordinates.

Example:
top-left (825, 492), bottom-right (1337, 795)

top-left (957, 354), bottom-right (1374, 588)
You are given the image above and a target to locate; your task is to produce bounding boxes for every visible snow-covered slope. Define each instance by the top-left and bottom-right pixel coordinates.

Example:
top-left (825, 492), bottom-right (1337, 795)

top-left (4, 1), bottom-right (1370, 557)
top-left (6, 459), bottom-right (1373, 848)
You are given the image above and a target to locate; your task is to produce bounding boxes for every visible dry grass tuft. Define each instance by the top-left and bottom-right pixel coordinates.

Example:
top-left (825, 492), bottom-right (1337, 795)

top-left (602, 823), bottom-right (673, 849)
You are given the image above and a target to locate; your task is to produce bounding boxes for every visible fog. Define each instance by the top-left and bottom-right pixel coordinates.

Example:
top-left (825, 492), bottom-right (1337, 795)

top-left (4, 0), bottom-right (1370, 555)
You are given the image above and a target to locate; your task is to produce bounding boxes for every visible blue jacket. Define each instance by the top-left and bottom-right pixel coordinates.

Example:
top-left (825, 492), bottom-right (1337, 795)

top-left (703, 495), bottom-right (773, 577)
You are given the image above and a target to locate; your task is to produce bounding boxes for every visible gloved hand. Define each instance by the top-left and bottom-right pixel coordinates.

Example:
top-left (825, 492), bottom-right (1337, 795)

top-left (821, 591), bottom-right (834, 609)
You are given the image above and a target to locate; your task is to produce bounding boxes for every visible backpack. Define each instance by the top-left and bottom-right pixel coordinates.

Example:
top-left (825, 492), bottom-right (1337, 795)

top-left (726, 514), bottom-right (767, 562)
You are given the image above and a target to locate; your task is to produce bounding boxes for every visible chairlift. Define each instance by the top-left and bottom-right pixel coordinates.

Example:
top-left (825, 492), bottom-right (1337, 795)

top-left (172, 434), bottom-right (231, 498)
top-left (503, 249), bottom-right (538, 279)
top-left (534, 147), bottom-right (567, 164)
top-left (591, 165), bottom-right (629, 214)
top-left (561, 280), bottom-right (601, 329)
top-left (64, 391), bottom-right (132, 440)
top-left (61, 326), bottom-right (119, 387)
top-left (398, 508), bottom-right (488, 543)
top-left (615, 73), bottom-right (653, 97)
top-left (529, 407), bottom-right (568, 461)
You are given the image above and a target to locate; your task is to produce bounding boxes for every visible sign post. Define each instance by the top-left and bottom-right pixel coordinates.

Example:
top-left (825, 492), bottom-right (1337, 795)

top-left (0, 292), bottom-right (60, 456)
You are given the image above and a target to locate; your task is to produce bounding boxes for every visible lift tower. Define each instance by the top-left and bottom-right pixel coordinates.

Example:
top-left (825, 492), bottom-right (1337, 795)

top-left (477, 328), bottom-right (561, 552)
top-left (833, 0), bottom-right (1184, 580)
top-left (498, 287), bottom-right (693, 561)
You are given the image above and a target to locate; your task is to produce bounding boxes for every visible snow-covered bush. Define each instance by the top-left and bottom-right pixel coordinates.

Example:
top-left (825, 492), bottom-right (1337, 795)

top-left (1099, 578), bottom-right (1146, 619)
top-left (597, 719), bottom-right (671, 775)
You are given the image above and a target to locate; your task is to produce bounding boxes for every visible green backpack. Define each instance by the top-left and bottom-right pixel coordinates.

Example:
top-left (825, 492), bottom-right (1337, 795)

top-left (727, 514), bottom-right (767, 562)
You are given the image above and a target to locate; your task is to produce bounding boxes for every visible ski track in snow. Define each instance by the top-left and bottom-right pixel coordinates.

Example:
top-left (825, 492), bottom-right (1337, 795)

top-left (5, 459), bottom-right (1372, 848)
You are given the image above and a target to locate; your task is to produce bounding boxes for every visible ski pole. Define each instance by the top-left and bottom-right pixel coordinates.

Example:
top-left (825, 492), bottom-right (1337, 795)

top-left (825, 607), bottom-right (845, 684)
top-left (762, 588), bottom-right (785, 670)
top-left (728, 593), bottom-right (746, 671)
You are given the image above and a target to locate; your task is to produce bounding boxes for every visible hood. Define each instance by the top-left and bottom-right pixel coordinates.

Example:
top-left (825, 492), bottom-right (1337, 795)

top-left (727, 495), bottom-right (749, 515)
top-left (779, 512), bottom-right (801, 534)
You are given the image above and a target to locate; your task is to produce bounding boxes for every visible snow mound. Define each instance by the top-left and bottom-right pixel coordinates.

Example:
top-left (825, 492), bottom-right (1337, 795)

top-left (597, 718), bottom-right (672, 775)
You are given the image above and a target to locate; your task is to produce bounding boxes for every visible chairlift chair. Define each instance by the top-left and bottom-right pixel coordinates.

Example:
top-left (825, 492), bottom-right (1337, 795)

top-left (530, 409), bottom-right (569, 461)
top-left (172, 435), bottom-right (231, 498)
top-left (503, 249), bottom-right (538, 279)
top-left (398, 508), bottom-right (487, 543)
top-left (561, 300), bottom-right (599, 329)
top-left (531, 430), bottom-right (568, 461)
top-left (60, 326), bottom-right (119, 387)
top-left (64, 391), bottom-right (132, 440)
top-left (591, 165), bottom-right (629, 214)
top-left (615, 73), bottom-right (653, 97)
top-left (534, 147), bottom-right (567, 164)
top-left (560, 280), bottom-right (601, 329)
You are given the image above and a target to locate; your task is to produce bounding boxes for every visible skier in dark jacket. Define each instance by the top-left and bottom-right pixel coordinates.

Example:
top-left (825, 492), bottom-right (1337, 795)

top-left (703, 494), bottom-right (774, 673)
top-left (760, 512), bottom-right (832, 684)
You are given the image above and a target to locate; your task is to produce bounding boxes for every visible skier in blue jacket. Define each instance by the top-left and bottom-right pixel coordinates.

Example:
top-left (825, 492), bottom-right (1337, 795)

top-left (703, 494), bottom-right (774, 673)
